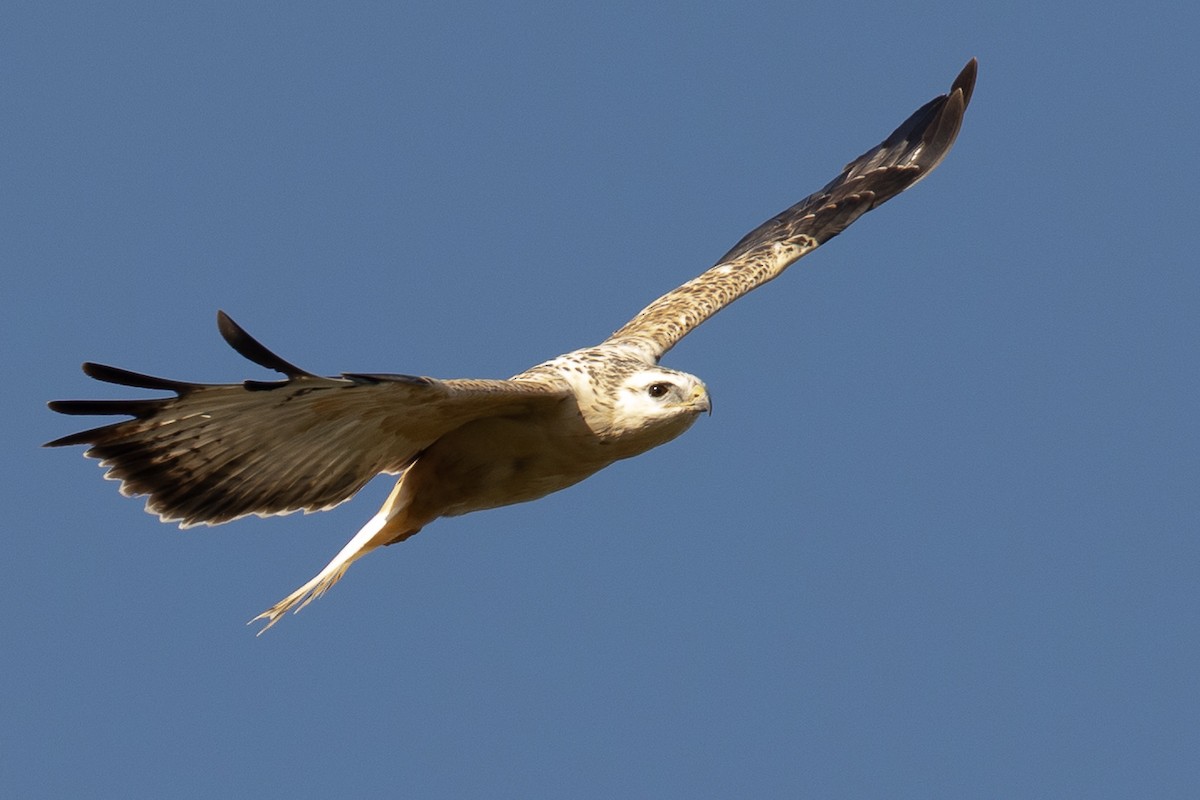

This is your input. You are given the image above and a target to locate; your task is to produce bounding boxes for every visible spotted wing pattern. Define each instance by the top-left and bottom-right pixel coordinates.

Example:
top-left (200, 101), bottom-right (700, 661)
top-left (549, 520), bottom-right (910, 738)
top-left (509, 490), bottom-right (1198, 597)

top-left (46, 312), bottom-right (570, 526)
top-left (607, 59), bottom-right (976, 361)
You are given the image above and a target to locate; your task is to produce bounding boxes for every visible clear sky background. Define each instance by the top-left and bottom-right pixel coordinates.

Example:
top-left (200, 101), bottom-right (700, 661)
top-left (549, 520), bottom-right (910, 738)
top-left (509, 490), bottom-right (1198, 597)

top-left (5, 2), bottom-right (1197, 798)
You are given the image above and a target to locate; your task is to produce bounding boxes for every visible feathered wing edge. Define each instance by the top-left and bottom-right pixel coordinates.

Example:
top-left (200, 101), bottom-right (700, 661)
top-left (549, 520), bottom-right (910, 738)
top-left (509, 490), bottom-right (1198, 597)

top-left (606, 58), bottom-right (977, 360)
top-left (44, 312), bottom-right (423, 525)
top-left (46, 311), bottom-right (569, 527)
top-left (46, 311), bottom-right (331, 447)
top-left (215, 310), bottom-right (318, 379)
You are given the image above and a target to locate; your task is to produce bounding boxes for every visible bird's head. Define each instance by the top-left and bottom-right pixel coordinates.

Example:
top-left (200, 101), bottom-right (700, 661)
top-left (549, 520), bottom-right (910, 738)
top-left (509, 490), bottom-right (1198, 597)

top-left (604, 366), bottom-right (710, 447)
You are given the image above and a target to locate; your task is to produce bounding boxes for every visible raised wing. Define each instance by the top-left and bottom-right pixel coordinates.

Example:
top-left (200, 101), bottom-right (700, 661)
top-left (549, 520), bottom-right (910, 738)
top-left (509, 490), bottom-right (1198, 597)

top-left (607, 59), bottom-right (976, 360)
top-left (46, 311), bottom-right (570, 527)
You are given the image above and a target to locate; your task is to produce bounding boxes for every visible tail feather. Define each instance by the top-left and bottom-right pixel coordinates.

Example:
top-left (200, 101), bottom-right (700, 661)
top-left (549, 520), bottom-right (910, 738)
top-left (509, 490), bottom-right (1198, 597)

top-left (250, 479), bottom-right (417, 634)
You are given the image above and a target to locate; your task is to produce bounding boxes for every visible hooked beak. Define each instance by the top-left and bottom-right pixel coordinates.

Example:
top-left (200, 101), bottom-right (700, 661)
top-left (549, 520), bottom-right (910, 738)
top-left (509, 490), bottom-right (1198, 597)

top-left (688, 385), bottom-right (712, 416)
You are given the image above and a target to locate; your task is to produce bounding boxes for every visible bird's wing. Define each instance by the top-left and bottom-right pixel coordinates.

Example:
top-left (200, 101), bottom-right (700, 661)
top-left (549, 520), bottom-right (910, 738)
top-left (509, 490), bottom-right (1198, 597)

top-left (606, 59), bottom-right (976, 361)
top-left (46, 311), bottom-right (571, 527)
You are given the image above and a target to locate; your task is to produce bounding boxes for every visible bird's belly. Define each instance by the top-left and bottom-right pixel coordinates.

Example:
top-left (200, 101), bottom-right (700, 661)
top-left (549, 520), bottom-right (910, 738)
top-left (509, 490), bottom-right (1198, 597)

top-left (403, 414), bottom-right (619, 520)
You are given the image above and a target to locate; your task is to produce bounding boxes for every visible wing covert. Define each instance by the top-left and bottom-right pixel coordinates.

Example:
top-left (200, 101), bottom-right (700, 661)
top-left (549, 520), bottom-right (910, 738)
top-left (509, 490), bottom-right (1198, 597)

top-left (607, 59), bottom-right (976, 360)
top-left (46, 313), bottom-right (570, 527)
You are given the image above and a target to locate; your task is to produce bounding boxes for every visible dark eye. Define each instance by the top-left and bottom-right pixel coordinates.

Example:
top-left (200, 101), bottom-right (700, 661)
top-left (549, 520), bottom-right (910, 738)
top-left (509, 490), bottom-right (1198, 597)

top-left (647, 382), bottom-right (671, 398)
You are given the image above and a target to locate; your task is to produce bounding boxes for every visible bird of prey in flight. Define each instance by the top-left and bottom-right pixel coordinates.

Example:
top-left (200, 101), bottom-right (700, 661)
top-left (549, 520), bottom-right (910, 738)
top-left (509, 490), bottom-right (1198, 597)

top-left (48, 59), bottom-right (976, 632)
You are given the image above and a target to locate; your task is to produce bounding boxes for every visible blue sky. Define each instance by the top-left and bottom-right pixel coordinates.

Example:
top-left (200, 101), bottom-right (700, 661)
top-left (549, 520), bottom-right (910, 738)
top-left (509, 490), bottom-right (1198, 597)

top-left (5, 2), bottom-right (1198, 797)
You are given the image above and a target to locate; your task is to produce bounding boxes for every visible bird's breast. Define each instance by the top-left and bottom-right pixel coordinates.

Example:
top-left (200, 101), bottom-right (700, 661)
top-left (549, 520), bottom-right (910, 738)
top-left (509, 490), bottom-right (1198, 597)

top-left (402, 411), bottom-right (618, 519)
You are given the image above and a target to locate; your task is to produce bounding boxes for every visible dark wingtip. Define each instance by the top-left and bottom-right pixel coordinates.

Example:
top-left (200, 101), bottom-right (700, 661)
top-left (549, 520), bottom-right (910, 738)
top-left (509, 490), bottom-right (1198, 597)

top-left (81, 362), bottom-right (197, 393)
top-left (43, 418), bottom-right (128, 448)
top-left (953, 58), bottom-right (978, 111)
top-left (43, 433), bottom-right (78, 448)
top-left (216, 310), bottom-right (317, 379)
top-left (44, 428), bottom-right (100, 448)
top-left (48, 398), bottom-right (165, 417)
top-left (910, 58), bottom-right (977, 176)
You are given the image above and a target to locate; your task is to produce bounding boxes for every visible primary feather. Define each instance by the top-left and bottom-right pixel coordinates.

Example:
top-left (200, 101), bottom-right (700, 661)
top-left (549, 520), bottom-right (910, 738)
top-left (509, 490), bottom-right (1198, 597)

top-left (48, 60), bottom-right (976, 631)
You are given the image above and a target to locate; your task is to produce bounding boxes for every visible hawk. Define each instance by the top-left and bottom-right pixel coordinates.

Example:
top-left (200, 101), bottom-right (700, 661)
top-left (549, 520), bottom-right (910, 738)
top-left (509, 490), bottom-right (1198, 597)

top-left (47, 60), bottom-right (976, 631)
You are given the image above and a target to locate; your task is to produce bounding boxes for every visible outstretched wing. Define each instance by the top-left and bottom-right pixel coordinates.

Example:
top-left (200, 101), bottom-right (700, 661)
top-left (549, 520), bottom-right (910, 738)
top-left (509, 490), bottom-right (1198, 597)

top-left (46, 311), bottom-right (570, 527)
top-left (607, 59), bottom-right (976, 360)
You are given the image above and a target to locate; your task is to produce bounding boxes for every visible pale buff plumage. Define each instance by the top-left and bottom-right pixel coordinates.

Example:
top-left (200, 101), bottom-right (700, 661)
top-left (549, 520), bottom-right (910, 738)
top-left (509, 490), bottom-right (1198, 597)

top-left (48, 60), bottom-right (976, 631)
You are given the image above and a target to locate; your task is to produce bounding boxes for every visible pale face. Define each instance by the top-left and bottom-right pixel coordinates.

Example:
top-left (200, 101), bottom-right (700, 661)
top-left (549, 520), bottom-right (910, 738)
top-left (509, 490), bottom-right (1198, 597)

top-left (609, 367), bottom-right (710, 441)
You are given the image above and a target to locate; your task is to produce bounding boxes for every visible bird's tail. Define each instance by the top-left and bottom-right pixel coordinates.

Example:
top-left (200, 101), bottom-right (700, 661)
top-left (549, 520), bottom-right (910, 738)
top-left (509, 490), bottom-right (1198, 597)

top-left (250, 478), bottom-right (418, 634)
